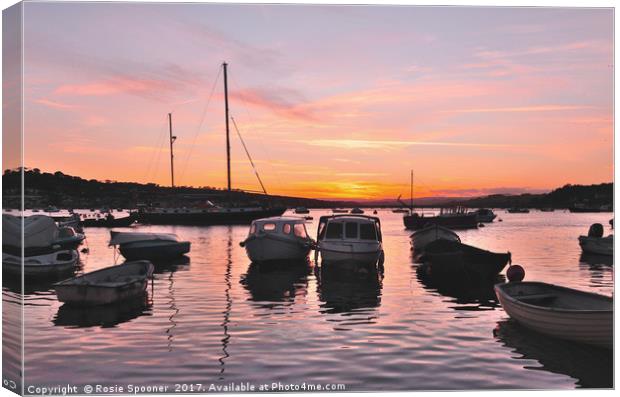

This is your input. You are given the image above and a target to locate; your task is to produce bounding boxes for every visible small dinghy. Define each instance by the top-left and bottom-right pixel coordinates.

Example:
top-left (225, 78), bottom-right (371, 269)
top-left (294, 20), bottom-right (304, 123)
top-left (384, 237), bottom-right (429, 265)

top-left (420, 240), bottom-right (511, 281)
top-left (495, 282), bottom-right (612, 349)
top-left (3, 250), bottom-right (79, 277)
top-left (410, 224), bottom-right (460, 256)
top-left (316, 215), bottom-right (383, 269)
top-left (109, 231), bottom-right (190, 261)
top-left (240, 217), bottom-right (314, 264)
top-left (55, 261), bottom-right (154, 306)
top-left (578, 223), bottom-right (613, 256)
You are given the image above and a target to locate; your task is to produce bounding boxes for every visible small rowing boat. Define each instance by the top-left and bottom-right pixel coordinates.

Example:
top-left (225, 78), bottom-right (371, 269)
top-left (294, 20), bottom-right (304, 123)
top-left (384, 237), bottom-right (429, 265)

top-left (54, 260), bottom-right (154, 306)
top-left (495, 282), bottom-right (612, 349)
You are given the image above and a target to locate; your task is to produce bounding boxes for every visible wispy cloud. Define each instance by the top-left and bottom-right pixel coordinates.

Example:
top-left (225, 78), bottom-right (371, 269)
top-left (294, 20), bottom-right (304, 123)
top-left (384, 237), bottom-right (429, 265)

top-left (228, 87), bottom-right (317, 122)
top-left (298, 138), bottom-right (521, 150)
top-left (34, 98), bottom-right (79, 110)
top-left (444, 105), bottom-right (594, 114)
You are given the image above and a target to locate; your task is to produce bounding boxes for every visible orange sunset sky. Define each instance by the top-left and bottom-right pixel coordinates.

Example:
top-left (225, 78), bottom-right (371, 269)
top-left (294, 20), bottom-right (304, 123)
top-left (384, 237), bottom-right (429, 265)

top-left (4, 3), bottom-right (614, 199)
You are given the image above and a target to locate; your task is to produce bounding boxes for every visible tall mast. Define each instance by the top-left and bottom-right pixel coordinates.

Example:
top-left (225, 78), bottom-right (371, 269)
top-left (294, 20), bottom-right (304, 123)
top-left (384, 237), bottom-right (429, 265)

top-left (410, 170), bottom-right (413, 211)
top-left (168, 113), bottom-right (176, 188)
top-left (223, 62), bottom-right (231, 192)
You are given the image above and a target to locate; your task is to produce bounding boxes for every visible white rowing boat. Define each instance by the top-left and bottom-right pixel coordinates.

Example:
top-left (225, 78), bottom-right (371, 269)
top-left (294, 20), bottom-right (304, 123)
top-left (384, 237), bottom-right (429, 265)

top-left (495, 282), bottom-right (612, 349)
top-left (54, 260), bottom-right (154, 306)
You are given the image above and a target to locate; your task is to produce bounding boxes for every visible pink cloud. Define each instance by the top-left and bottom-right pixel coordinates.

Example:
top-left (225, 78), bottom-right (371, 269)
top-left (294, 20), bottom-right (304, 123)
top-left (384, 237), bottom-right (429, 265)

top-left (34, 98), bottom-right (79, 110)
top-left (54, 77), bottom-right (176, 98)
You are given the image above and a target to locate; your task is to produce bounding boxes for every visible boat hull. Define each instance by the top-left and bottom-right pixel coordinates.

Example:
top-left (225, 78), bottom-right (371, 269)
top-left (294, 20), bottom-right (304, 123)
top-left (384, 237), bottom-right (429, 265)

top-left (3, 250), bottom-right (79, 278)
top-left (411, 225), bottom-right (460, 253)
top-left (243, 234), bottom-right (311, 264)
top-left (55, 261), bottom-right (154, 306)
top-left (422, 240), bottom-right (510, 280)
top-left (119, 241), bottom-right (191, 261)
top-left (578, 236), bottom-right (613, 256)
top-left (81, 213), bottom-right (137, 227)
top-left (495, 282), bottom-right (612, 349)
top-left (137, 207), bottom-right (287, 225)
top-left (404, 213), bottom-right (478, 230)
top-left (318, 241), bottom-right (383, 269)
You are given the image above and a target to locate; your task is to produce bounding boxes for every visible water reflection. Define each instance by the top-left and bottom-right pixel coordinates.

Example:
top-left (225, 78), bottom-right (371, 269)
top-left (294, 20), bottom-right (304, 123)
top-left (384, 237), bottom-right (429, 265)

top-left (579, 252), bottom-right (613, 267)
top-left (240, 261), bottom-right (311, 305)
top-left (219, 226), bottom-right (233, 379)
top-left (493, 320), bottom-right (613, 388)
top-left (53, 292), bottom-right (152, 328)
top-left (415, 264), bottom-right (503, 312)
top-left (2, 261), bottom-right (82, 294)
top-left (316, 264), bottom-right (383, 325)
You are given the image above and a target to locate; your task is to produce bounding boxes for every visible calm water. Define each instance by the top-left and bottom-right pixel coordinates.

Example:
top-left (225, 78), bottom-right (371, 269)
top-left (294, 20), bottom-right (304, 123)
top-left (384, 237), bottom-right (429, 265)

top-left (2, 210), bottom-right (614, 392)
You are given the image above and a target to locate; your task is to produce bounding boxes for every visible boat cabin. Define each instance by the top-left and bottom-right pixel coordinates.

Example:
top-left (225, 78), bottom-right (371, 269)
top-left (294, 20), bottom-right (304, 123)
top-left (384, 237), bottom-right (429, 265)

top-left (248, 217), bottom-right (309, 239)
top-left (317, 215), bottom-right (382, 243)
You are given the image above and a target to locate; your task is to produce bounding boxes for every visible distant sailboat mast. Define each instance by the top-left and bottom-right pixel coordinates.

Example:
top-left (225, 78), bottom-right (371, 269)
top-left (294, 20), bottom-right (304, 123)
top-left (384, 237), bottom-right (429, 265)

top-left (168, 113), bottom-right (177, 188)
top-left (410, 170), bottom-right (413, 212)
top-left (223, 62), bottom-right (232, 192)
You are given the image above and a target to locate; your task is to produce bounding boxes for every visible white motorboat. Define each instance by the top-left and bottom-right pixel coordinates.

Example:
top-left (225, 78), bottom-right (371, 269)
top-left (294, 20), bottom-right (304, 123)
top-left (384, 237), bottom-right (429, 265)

top-left (3, 214), bottom-right (80, 277)
top-left (578, 235), bottom-right (613, 256)
top-left (410, 224), bottom-right (460, 254)
top-left (316, 215), bottom-right (383, 268)
top-left (240, 217), bottom-right (314, 264)
top-left (578, 223), bottom-right (613, 256)
top-left (55, 260), bottom-right (154, 306)
top-left (109, 231), bottom-right (190, 261)
top-left (495, 282), bottom-right (612, 349)
top-left (471, 208), bottom-right (497, 223)
top-left (350, 207), bottom-right (365, 214)
top-left (3, 250), bottom-right (79, 277)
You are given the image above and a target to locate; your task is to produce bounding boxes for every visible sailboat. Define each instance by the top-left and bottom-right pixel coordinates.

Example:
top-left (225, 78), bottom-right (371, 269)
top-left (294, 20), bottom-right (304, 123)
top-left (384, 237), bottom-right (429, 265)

top-left (137, 63), bottom-right (286, 225)
top-left (401, 171), bottom-right (477, 230)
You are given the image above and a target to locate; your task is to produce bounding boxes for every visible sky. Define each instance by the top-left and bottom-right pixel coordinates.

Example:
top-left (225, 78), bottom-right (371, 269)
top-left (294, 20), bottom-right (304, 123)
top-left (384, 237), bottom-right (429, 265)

top-left (6, 2), bottom-right (614, 199)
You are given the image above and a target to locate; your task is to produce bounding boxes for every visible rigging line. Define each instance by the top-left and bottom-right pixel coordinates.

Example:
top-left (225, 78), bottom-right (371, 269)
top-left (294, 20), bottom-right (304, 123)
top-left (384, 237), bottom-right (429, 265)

top-left (231, 116), bottom-right (268, 195)
top-left (151, 118), bottom-right (170, 184)
top-left (228, 76), bottom-right (285, 193)
top-left (178, 67), bottom-right (223, 185)
top-left (144, 116), bottom-right (169, 182)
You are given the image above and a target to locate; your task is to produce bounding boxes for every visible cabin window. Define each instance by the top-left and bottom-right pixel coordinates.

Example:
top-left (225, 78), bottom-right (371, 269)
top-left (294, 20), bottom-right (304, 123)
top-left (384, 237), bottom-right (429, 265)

top-left (325, 222), bottom-right (343, 239)
top-left (263, 223), bottom-right (276, 232)
top-left (250, 223), bottom-right (256, 235)
top-left (345, 222), bottom-right (358, 239)
top-left (359, 223), bottom-right (377, 240)
top-left (283, 224), bottom-right (292, 234)
top-left (294, 224), bottom-right (307, 238)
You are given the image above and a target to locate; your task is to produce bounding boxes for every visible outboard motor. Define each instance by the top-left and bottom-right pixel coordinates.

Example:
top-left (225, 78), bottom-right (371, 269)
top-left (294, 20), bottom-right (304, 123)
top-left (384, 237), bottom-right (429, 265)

top-left (587, 223), bottom-right (604, 238)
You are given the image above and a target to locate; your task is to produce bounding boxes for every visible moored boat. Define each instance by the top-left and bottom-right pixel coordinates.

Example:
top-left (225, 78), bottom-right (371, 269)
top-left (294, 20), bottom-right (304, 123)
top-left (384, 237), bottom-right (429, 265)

top-left (350, 207), bottom-right (364, 214)
top-left (2, 214), bottom-right (81, 277)
top-left (410, 224), bottom-right (460, 255)
top-left (507, 208), bottom-right (530, 213)
top-left (578, 223), bottom-right (613, 256)
top-left (240, 217), bottom-right (314, 264)
top-left (54, 260), bottom-right (154, 306)
top-left (3, 250), bottom-right (79, 277)
top-left (471, 208), bottom-right (497, 223)
top-left (494, 281), bottom-right (612, 349)
top-left (316, 215), bottom-right (383, 269)
top-left (420, 239), bottom-right (511, 281)
top-left (332, 209), bottom-right (348, 214)
top-left (81, 212), bottom-right (137, 227)
top-left (109, 231), bottom-right (190, 261)
top-left (578, 235), bottom-right (613, 256)
top-left (404, 207), bottom-right (478, 230)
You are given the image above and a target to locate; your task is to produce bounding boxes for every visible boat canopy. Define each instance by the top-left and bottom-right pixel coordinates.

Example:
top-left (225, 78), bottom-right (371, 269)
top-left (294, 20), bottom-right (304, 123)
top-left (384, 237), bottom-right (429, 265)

top-left (109, 231), bottom-right (179, 246)
top-left (2, 214), bottom-right (60, 248)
